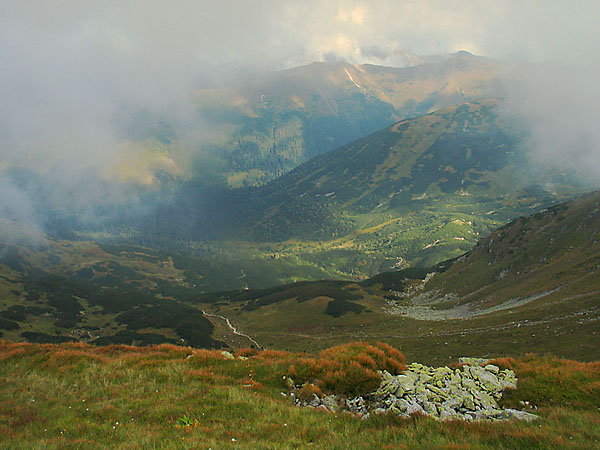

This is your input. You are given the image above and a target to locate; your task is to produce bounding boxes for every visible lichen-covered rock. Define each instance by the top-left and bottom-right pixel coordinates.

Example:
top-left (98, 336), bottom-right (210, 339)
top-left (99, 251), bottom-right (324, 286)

top-left (477, 371), bottom-right (502, 394)
top-left (459, 357), bottom-right (489, 366)
top-left (347, 396), bottom-right (366, 414)
top-left (368, 360), bottom-right (532, 421)
top-left (291, 358), bottom-right (535, 422)
top-left (309, 394), bottom-right (321, 407)
top-left (406, 402), bottom-right (425, 415)
top-left (484, 364), bottom-right (500, 374)
top-left (220, 350), bottom-right (235, 360)
top-left (321, 395), bottom-right (339, 413)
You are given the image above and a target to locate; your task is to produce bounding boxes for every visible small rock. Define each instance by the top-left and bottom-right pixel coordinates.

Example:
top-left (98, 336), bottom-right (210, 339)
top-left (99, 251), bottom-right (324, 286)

top-left (309, 394), bottom-right (321, 408)
top-left (347, 397), bottom-right (366, 414)
top-left (321, 395), bottom-right (339, 413)
top-left (502, 409), bottom-right (539, 421)
top-left (406, 402), bottom-right (425, 416)
top-left (220, 351), bottom-right (235, 360)
top-left (484, 364), bottom-right (500, 374)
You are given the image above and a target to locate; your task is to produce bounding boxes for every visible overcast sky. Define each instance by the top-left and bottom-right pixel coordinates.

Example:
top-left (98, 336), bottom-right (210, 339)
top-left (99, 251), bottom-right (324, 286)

top-left (1, 0), bottom-right (599, 176)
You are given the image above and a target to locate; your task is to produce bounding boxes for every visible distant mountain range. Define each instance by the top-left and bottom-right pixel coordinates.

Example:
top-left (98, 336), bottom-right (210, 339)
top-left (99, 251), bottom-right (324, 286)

top-left (192, 51), bottom-right (502, 186)
top-left (1, 97), bottom-right (588, 285)
top-left (4, 52), bottom-right (498, 188)
top-left (128, 100), bottom-right (584, 278)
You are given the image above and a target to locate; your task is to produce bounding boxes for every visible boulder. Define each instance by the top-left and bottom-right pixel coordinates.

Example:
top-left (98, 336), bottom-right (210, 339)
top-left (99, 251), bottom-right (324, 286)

top-left (406, 402), bottom-right (425, 415)
top-left (477, 371), bottom-right (502, 393)
top-left (321, 395), bottom-right (339, 413)
top-left (347, 396), bottom-right (366, 414)
top-left (220, 350), bottom-right (235, 360)
top-left (484, 364), bottom-right (500, 374)
top-left (459, 357), bottom-right (489, 366)
top-left (309, 394), bottom-right (321, 408)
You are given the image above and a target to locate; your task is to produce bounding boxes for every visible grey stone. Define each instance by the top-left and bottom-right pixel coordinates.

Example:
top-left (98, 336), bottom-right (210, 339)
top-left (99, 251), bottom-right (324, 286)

top-left (309, 394), bottom-right (321, 407)
top-left (392, 398), bottom-right (411, 412)
top-left (396, 374), bottom-right (417, 391)
top-left (484, 364), bottom-right (500, 374)
top-left (461, 377), bottom-right (478, 393)
top-left (220, 350), bottom-right (235, 359)
top-left (463, 396), bottom-right (476, 411)
top-left (406, 402), bottom-right (425, 415)
top-left (440, 407), bottom-right (459, 420)
top-left (321, 395), bottom-right (339, 413)
top-left (347, 396), bottom-right (366, 414)
top-left (442, 396), bottom-right (463, 410)
top-left (478, 371), bottom-right (502, 393)
top-left (381, 370), bottom-right (394, 382)
top-left (423, 401), bottom-right (438, 416)
top-left (459, 357), bottom-right (489, 366)
top-left (502, 409), bottom-right (539, 421)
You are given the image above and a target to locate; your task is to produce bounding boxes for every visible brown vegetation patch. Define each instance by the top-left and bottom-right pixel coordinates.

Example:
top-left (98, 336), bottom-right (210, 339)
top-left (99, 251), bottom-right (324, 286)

top-left (289, 341), bottom-right (406, 396)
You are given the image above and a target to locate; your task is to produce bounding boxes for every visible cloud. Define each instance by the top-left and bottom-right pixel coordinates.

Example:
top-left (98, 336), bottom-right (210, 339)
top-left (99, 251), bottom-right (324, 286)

top-left (337, 5), bottom-right (367, 25)
top-left (503, 58), bottom-right (600, 180)
top-left (0, 0), bottom-right (599, 214)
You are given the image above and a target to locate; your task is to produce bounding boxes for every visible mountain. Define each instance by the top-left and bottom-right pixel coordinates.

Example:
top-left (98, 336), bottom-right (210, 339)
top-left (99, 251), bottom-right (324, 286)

top-left (3, 192), bottom-right (599, 364)
top-left (138, 99), bottom-right (584, 281)
top-left (16, 99), bottom-right (585, 287)
top-left (422, 190), bottom-right (600, 315)
top-left (193, 191), bottom-right (600, 363)
top-left (194, 52), bottom-right (502, 186)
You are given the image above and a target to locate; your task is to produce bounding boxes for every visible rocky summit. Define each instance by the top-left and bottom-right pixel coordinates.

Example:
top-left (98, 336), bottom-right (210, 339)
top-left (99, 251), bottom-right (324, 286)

top-left (294, 360), bottom-right (539, 422)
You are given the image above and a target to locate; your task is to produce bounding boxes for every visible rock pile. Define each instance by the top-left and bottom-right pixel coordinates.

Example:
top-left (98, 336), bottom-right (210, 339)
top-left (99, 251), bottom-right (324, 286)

top-left (370, 362), bottom-right (537, 421)
top-left (291, 361), bottom-right (538, 421)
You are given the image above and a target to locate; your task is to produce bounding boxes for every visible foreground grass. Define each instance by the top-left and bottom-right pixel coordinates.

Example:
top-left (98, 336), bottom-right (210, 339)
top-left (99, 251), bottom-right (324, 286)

top-left (1, 342), bottom-right (599, 449)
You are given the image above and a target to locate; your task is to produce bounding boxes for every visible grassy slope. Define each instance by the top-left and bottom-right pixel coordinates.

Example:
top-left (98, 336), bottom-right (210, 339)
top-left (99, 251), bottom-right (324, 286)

top-left (425, 191), bottom-right (600, 303)
top-left (1, 342), bottom-right (599, 449)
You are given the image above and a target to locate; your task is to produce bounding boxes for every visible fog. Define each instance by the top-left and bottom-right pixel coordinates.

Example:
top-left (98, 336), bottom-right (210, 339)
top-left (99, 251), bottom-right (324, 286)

top-left (1, 0), bottom-right (599, 237)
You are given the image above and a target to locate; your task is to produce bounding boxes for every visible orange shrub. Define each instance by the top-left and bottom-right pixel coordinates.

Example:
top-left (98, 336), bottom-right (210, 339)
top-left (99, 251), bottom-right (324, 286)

top-left (499, 354), bottom-right (600, 409)
top-left (289, 342), bottom-right (406, 396)
top-left (297, 383), bottom-right (324, 401)
top-left (236, 347), bottom-right (260, 357)
top-left (487, 357), bottom-right (517, 370)
top-left (254, 349), bottom-right (291, 360)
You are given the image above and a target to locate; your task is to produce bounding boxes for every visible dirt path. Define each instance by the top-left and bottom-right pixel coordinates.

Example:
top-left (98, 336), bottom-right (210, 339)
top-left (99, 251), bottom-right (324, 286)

top-left (202, 310), bottom-right (263, 349)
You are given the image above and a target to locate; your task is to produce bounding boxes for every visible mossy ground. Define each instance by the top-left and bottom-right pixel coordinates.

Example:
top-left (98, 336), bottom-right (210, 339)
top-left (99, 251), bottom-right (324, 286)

top-left (1, 342), bottom-right (599, 449)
